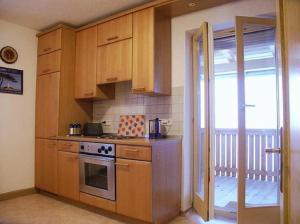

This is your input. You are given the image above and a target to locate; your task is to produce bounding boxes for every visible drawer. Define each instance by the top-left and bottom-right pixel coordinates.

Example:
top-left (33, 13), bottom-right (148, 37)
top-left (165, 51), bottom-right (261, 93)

top-left (58, 141), bottom-right (79, 153)
top-left (117, 145), bottom-right (151, 161)
top-left (38, 29), bottom-right (62, 55)
top-left (37, 50), bottom-right (61, 75)
top-left (80, 192), bottom-right (116, 212)
top-left (97, 14), bottom-right (132, 46)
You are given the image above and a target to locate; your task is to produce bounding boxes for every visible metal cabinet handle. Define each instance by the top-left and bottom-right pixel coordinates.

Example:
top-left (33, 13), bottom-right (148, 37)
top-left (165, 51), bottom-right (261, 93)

top-left (106, 77), bottom-right (118, 82)
top-left (84, 92), bottom-right (94, 97)
top-left (132, 87), bottom-right (146, 92)
top-left (107, 36), bottom-right (119, 41)
top-left (124, 149), bottom-right (139, 153)
top-left (115, 162), bottom-right (129, 167)
top-left (265, 148), bottom-right (281, 154)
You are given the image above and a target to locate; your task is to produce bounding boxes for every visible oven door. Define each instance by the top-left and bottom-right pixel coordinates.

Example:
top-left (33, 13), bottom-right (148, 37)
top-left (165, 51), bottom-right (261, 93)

top-left (80, 154), bottom-right (115, 200)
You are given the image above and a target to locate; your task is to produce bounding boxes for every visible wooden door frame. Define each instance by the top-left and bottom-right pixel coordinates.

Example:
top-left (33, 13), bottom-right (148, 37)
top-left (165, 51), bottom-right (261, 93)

top-left (236, 16), bottom-right (280, 224)
top-left (192, 22), bottom-right (213, 221)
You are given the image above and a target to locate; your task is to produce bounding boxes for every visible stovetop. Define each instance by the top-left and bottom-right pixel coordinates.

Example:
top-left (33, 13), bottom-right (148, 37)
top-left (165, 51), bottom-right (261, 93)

top-left (68, 133), bottom-right (140, 140)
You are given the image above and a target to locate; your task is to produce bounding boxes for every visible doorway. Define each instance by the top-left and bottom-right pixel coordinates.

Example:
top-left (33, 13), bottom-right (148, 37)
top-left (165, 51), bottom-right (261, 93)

top-left (193, 17), bottom-right (282, 224)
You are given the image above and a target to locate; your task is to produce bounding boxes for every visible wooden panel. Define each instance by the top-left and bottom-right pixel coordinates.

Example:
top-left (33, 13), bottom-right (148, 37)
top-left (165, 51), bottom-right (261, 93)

top-left (116, 145), bottom-right (151, 161)
top-left (132, 8), bottom-right (154, 93)
top-left (37, 50), bottom-right (61, 75)
top-left (38, 28), bottom-right (61, 55)
top-left (75, 26), bottom-right (98, 99)
top-left (35, 72), bottom-right (60, 138)
top-left (80, 192), bottom-right (116, 212)
top-left (35, 139), bottom-right (58, 194)
top-left (58, 151), bottom-right (79, 201)
top-left (116, 158), bottom-right (152, 222)
top-left (97, 39), bottom-right (132, 84)
top-left (58, 140), bottom-right (79, 153)
top-left (97, 14), bottom-right (132, 46)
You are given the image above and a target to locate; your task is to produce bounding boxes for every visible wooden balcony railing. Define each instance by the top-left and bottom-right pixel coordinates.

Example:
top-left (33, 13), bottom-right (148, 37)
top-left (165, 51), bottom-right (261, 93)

top-left (213, 128), bottom-right (280, 182)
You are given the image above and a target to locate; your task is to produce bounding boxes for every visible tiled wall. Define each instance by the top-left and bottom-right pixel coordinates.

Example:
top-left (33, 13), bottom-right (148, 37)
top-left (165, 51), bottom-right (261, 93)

top-left (93, 82), bottom-right (184, 136)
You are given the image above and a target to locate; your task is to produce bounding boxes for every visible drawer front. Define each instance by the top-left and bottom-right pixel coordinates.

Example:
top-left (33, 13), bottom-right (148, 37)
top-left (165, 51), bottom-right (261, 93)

top-left (37, 50), bottom-right (61, 75)
top-left (117, 145), bottom-right (151, 161)
top-left (38, 29), bottom-right (62, 55)
top-left (58, 141), bottom-right (79, 153)
top-left (97, 14), bottom-right (132, 46)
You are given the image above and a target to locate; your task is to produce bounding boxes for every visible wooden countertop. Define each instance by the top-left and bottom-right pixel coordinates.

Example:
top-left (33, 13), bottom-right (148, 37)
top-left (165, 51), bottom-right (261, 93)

top-left (51, 135), bottom-right (182, 146)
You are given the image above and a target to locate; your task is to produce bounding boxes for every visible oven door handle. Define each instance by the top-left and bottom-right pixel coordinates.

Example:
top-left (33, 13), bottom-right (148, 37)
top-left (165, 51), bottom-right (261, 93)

top-left (80, 154), bottom-right (115, 162)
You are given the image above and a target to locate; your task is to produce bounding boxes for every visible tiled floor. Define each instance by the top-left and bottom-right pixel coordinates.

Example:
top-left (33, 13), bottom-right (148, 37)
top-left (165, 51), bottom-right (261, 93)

top-left (0, 194), bottom-right (235, 224)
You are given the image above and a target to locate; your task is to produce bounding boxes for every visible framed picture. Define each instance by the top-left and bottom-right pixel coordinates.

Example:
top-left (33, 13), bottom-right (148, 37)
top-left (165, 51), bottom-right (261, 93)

top-left (0, 67), bottom-right (23, 95)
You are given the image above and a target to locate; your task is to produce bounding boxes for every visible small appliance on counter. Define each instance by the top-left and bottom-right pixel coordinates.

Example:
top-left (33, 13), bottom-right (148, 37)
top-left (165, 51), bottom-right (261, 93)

top-left (69, 123), bottom-right (82, 136)
top-left (83, 122), bottom-right (103, 136)
top-left (149, 118), bottom-right (165, 139)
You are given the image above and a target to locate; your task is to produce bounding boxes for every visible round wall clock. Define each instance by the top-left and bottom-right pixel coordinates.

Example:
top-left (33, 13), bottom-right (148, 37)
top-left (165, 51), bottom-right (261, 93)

top-left (0, 46), bottom-right (18, 64)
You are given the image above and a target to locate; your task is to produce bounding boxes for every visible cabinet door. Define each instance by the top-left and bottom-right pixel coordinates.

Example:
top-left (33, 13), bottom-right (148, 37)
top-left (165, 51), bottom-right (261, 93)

top-left (97, 14), bottom-right (132, 46)
top-left (38, 29), bottom-right (62, 55)
top-left (116, 158), bottom-right (152, 222)
top-left (132, 8), bottom-right (154, 93)
top-left (58, 151), bottom-right (79, 201)
top-left (35, 139), bottom-right (58, 194)
top-left (37, 50), bottom-right (61, 76)
top-left (35, 72), bottom-right (59, 138)
top-left (75, 27), bottom-right (98, 99)
top-left (97, 39), bottom-right (132, 84)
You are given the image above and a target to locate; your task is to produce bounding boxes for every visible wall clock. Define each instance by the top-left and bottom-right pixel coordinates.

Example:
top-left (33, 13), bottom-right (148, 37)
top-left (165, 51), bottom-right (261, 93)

top-left (0, 46), bottom-right (18, 64)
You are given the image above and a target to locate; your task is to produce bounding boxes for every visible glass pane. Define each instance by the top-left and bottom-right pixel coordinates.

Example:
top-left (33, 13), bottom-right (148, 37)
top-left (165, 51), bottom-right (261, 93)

top-left (213, 35), bottom-right (238, 212)
top-left (196, 35), bottom-right (205, 199)
top-left (85, 163), bottom-right (108, 190)
top-left (243, 26), bottom-right (280, 207)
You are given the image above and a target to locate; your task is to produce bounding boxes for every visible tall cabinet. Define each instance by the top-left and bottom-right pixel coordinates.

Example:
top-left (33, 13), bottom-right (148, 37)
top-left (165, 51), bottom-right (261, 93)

top-left (35, 26), bottom-right (91, 194)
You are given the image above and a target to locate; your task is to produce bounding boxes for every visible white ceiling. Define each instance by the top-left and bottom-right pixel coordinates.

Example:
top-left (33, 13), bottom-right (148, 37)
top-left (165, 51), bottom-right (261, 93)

top-left (0, 0), bottom-right (149, 31)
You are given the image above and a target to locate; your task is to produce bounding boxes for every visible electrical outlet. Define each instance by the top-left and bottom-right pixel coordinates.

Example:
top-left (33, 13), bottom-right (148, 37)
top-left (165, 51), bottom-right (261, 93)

top-left (161, 119), bottom-right (172, 126)
top-left (101, 120), bottom-right (111, 126)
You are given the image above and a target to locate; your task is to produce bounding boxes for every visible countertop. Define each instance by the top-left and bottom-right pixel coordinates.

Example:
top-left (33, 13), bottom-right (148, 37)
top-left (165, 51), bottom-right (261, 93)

top-left (51, 135), bottom-right (182, 146)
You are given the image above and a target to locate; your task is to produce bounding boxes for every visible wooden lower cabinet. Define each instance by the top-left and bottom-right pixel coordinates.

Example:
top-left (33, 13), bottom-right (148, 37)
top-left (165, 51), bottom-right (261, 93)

top-left (116, 158), bottom-right (152, 222)
top-left (35, 139), bottom-right (58, 194)
top-left (58, 151), bottom-right (79, 201)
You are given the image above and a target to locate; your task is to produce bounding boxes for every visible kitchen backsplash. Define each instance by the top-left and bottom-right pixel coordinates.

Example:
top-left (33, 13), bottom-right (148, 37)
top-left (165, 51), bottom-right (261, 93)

top-left (93, 82), bottom-right (183, 136)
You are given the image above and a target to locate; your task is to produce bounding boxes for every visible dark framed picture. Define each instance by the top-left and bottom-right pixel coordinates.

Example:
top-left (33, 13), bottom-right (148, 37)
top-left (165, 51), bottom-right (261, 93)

top-left (0, 67), bottom-right (23, 95)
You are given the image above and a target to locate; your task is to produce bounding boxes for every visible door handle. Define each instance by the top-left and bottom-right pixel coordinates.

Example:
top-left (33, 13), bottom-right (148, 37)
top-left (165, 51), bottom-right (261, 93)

top-left (265, 148), bottom-right (281, 153)
top-left (240, 104), bottom-right (256, 110)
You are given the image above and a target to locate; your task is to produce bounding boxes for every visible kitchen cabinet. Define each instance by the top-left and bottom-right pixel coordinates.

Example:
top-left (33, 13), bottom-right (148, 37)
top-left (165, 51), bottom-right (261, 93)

top-left (97, 14), bottom-right (132, 46)
top-left (116, 158), bottom-right (152, 222)
top-left (37, 50), bottom-right (61, 76)
top-left (35, 72), bottom-right (59, 138)
top-left (38, 28), bottom-right (61, 55)
top-left (132, 7), bottom-right (171, 95)
top-left (97, 39), bottom-right (132, 84)
top-left (75, 26), bottom-right (114, 99)
top-left (35, 139), bottom-right (58, 194)
top-left (58, 151), bottom-right (79, 201)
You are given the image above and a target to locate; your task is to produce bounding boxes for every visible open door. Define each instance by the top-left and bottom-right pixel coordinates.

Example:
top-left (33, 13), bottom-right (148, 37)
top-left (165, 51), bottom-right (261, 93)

top-left (236, 16), bottom-right (281, 224)
top-left (193, 22), bottom-right (213, 221)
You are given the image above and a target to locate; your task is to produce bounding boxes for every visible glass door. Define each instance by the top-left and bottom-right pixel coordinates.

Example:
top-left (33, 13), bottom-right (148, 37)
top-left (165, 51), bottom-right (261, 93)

top-left (236, 16), bottom-right (281, 224)
top-left (193, 22), bottom-right (213, 221)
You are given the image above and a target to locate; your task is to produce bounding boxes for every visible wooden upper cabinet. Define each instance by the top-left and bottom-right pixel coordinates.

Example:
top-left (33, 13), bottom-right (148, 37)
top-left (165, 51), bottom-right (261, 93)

top-left (37, 50), bottom-right (61, 76)
top-left (97, 39), bottom-right (132, 84)
top-left (97, 14), bottom-right (132, 46)
top-left (58, 151), bottom-right (79, 201)
top-left (116, 158), bottom-right (152, 222)
top-left (75, 27), bottom-right (98, 99)
top-left (35, 72), bottom-right (60, 138)
top-left (35, 139), bottom-right (58, 194)
top-left (38, 29), bottom-right (62, 55)
top-left (133, 7), bottom-right (171, 95)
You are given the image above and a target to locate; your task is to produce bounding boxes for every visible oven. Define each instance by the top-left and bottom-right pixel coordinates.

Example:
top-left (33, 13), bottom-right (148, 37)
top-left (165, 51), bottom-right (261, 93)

top-left (79, 142), bottom-right (116, 201)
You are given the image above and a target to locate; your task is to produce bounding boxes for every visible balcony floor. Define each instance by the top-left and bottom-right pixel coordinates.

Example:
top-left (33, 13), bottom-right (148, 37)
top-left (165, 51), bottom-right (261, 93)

top-left (214, 176), bottom-right (279, 212)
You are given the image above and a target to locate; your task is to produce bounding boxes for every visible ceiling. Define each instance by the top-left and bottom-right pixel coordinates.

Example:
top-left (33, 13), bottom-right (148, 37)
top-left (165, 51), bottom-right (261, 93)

top-left (0, 0), bottom-right (149, 31)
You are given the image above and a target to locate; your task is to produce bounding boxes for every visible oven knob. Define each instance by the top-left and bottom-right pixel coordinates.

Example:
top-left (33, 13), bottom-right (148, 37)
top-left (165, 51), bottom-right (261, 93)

top-left (101, 146), bottom-right (105, 151)
top-left (80, 145), bottom-right (84, 150)
top-left (108, 146), bottom-right (112, 152)
top-left (97, 148), bottom-right (101, 153)
top-left (105, 150), bottom-right (108, 154)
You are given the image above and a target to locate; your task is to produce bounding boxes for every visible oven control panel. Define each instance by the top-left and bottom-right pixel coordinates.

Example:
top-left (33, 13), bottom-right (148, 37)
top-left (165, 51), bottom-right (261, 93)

top-left (80, 142), bottom-right (115, 157)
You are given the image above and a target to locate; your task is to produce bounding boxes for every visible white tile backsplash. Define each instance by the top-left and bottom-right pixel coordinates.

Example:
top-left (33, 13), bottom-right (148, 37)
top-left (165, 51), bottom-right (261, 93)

top-left (93, 82), bottom-right (183, 135)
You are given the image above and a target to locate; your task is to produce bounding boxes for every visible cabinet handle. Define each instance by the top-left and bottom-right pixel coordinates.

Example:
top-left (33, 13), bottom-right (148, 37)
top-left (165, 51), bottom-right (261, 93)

top-left (124, 149), bottom-right (139, 153)
top-left (43, 47), bottom-right (51, 52)
top-left (106, 77), bottom-right (118, 82)
top-left (115, 162), bottom-right (129, 167)
top-left (84, 92), bottom-right (94, 97)
top-left (132, 87), bottom-right (146, 92)
top-left (42, 69), bottom-right (50, 73)
top-left (107, 36), bottom-right (119, 41)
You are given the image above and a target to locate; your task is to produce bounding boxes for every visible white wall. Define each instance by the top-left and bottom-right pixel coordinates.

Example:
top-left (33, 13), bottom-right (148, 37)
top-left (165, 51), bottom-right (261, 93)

top-left (171, 0), bottom-right (276, 210)
top-left (0, 20), bottom-right (37, 194)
